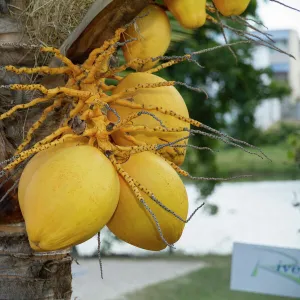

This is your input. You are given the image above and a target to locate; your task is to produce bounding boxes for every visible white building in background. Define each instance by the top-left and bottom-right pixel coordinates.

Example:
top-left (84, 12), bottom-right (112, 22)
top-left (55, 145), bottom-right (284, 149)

top-left (254, 29), bottom-right (300, 130)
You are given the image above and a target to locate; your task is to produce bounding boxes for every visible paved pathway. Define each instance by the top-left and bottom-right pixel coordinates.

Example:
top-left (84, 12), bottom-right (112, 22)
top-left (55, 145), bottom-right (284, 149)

top-left (72, 258), bottom-right (207, 300)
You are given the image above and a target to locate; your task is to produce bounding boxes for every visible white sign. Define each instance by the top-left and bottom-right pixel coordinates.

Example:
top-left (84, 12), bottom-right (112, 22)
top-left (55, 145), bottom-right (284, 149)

top-left (230, 242), bottom-right (300, 299)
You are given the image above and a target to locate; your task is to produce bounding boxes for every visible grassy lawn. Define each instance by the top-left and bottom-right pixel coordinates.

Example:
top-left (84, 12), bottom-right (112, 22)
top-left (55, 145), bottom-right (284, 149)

top-left (216, 144), bottom-right (300, 180)
top-left (122, 255), bottom-right (295, 300)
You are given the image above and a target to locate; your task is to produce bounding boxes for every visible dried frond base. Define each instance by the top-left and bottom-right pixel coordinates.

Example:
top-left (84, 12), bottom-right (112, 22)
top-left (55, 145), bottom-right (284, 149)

top-left (21, 0), bottom-right (95, 49)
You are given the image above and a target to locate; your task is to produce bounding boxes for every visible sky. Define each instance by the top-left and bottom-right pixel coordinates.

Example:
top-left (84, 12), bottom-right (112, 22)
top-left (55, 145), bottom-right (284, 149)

top-left (258, 0), bottom-right (300, 35)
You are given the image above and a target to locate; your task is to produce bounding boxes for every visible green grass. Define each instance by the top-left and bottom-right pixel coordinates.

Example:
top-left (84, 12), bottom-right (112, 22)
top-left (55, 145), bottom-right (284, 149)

top-left (216, 144), bottom-right (300, 180)
top-left (122, 255), bottom-right (295, 300)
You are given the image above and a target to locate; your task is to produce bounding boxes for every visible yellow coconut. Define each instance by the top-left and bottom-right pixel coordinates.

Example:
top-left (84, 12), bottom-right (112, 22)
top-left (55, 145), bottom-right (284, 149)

top-left (107, 151), bottom-right (188, 251)
top-left (121, 4), bottom-right (171, 71)
top-left (108, 72), bottom-right (190, 166)
top-left (22, 145), bottom-right (120, 251)
top-left (164, 0), bottom-right (207, 29)
top-left (18, 137), bottom-right (88, 215)
top-left (212, 0), bottom-right (251, 16)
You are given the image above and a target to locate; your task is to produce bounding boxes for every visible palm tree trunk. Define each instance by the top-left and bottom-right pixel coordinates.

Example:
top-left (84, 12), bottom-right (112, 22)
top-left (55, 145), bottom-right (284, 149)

top-left (0, 2), bottom-right (73, 299)
top-left (0, 224), bottom-right (72, 299)
top-left (0, 0), bottom-right (149, 298)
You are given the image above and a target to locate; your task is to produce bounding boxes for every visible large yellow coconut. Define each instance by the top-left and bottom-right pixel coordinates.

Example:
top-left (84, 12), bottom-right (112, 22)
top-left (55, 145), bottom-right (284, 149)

top-left (121, 4), bottom-right (171, 71)
top-left (21, 145), bottom-right (120, 251)
top-left (108, 72), bottom-right (190, 166)
top-left (164, 0), bottom-right (207, 29)
top-left (107, 151), bottom-right (188, 251)
top-left (18, 137), bottom-right (88, 215)
top-left (212, 0), bottom-right (251, 16)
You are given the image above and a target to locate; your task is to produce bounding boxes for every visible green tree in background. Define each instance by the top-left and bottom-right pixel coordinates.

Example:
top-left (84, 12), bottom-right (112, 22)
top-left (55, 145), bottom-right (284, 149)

top-left (156, 0), bottom-right (290, 198)
top-left (288, 131), bottom-right (300, 169)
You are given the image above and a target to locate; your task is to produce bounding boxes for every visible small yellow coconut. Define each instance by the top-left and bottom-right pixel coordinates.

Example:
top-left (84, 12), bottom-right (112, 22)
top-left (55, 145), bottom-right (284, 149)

top-left (121, 4), bottom-right (171, 71)
top-left (107, 151), bottom-right (188, 251)
top-left (18, 137), bottom-right (88, 215)
top-left (164, 0), bottom-right (207, 29)
top-left (212, 0), bottom-right (251, 16)
top-left (108, 72), bottom-right (190, 166)
top-left (21, 145), bottom-right (120, 251)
